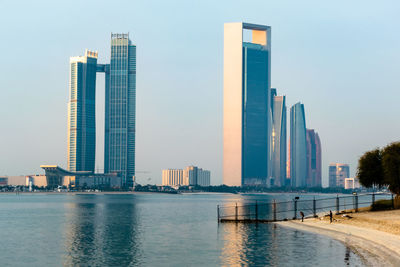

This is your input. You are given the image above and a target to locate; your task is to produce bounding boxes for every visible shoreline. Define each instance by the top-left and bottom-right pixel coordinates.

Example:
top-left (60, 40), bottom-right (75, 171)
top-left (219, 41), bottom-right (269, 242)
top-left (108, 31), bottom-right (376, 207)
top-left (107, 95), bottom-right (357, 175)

top-left (0, 191), bottom-right (236, 195)
top-left (276, 210), bottom-right (400, 266)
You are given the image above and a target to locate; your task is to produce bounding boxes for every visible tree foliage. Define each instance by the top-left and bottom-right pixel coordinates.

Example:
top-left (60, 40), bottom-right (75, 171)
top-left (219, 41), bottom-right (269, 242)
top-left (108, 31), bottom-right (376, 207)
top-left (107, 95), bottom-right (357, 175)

top-left (357, 148), bottom-right (384, 188)
top-left (358, 142), bottom-right (400, 195)
top-left (382, 142), bottom-right (400, 195)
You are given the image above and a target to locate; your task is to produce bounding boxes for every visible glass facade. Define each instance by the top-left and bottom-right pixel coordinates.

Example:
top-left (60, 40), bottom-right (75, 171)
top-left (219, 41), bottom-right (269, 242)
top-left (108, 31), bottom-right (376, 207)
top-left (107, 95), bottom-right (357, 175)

top-left (223, 23), bottom-right (271, 186)
top-left (271, 89), bottom-right (287, 187)
top-left (329, 163), bottom-right (349, 188)
top-left (104, 33), bottom-right (136, 186)
top-left (306, 129), bottom-right (322, 187)
top-left (290, 102), bottom-right (307, 187)
top-left (68, 50), bottom-right (97, 173)
top-left (242, 42), bottom-right (270, 185)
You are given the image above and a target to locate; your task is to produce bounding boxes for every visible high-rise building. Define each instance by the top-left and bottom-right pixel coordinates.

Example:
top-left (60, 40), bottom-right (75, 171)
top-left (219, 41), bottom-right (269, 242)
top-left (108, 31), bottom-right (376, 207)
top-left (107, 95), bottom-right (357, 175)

top-left (306, 129), bottom-right (322, 187)
top-left (184, 166), bottom-right (198, 185)
top-left (162, 166), bottom-right (211, 187)
top-left (162, 169), bottom-right (185, 186)
top-left (290, 102), bottom-right (307, 187)
top-left (104, 33), bottom-right (136, 186)
top-left (329, 163), bottom-right (350, 188)
top-left (197, 169), bottom-right (211, 187)
top-left (223, 22), bottom-right (271, 186)
top-left (183, 166), bottom-right (211, 187)
top-left (68, 50), bottom-right (98, 173)
top-left (270, 88), bottom-right (287, 187)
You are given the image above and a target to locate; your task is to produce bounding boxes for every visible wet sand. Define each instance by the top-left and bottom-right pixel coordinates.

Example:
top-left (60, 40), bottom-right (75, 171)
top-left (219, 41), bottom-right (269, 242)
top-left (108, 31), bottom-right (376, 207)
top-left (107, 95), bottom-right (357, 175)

top-left (277, 210), bottom-right (400, 266)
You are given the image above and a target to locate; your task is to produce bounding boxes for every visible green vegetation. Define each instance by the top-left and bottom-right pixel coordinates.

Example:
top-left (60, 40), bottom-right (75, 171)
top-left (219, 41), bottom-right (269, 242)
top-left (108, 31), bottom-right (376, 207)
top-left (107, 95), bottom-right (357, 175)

top-left (358, 142), bottom-right (400, 195)
top-left (371, 199), bottom-right (394, 211)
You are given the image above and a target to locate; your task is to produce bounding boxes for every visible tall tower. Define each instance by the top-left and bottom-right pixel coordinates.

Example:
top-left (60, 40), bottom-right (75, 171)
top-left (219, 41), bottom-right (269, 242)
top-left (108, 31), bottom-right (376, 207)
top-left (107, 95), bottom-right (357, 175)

top-left (290, 102), bottom-right (307, 187)
top-left (104, 33), bottom-right (136, 186)
top-left (68, 49), bottom-right (98, 173)
top-left (271, 88), bottom-right (287, 187)
top-left (223, 22), bottom-right (271, 186)
top-left (306, 129), bottom-right (322, 187)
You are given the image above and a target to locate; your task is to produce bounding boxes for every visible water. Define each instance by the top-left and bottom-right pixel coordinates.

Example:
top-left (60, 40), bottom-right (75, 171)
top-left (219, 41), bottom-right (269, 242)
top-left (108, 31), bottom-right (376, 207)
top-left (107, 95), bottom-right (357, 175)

top-left (0, 193), bottom-right (363, 266)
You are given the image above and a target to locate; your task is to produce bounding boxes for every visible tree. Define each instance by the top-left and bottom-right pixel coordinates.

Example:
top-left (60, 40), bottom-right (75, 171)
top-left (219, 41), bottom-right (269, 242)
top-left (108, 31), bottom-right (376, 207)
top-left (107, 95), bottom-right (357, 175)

top-left (357, 148), bottom-right (384, 188)
top-left (382, 142), bottom-right (400, 195)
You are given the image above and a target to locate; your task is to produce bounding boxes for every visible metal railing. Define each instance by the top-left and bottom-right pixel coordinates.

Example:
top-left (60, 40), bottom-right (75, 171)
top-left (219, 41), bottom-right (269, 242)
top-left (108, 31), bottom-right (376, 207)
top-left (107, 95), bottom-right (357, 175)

top-left (217, 193), bottom-right (394, 222)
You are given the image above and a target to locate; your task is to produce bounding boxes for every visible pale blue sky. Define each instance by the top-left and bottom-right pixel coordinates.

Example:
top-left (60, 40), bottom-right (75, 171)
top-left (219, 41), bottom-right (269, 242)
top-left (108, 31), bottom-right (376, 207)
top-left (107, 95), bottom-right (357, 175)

top-left (1, 0), bottom-right (399, 186)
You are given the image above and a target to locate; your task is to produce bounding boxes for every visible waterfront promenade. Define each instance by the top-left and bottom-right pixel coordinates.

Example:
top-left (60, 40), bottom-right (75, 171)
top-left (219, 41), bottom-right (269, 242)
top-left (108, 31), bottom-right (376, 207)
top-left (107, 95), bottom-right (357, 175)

top-left (277, 209), bottom-right (400, 266)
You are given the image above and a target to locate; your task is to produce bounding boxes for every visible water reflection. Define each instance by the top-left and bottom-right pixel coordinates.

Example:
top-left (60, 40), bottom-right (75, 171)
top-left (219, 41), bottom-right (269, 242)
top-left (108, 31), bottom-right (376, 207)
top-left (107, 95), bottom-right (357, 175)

top-left (63, 195), bottom-right (141, 266)
top-left (218, 196), bottom-right (362, 266)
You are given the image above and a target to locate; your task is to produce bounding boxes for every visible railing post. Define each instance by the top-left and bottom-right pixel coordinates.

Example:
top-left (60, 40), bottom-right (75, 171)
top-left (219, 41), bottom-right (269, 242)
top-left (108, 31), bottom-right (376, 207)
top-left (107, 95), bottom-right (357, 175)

top-left (294, 199), bottom-right (297, 219)
top-left (355, 195), bottom-right (358, 212)
top-left (392, 194), bottom-right (395, 209)
top-left (255, 201), bottom-right (258, 221)
top-left (336, 195), bottom-right (339, 214)
top-left (217, 205), bottom-right (220, 222)
top-left (313, 197), bottom-right (316, 217)
top-left (273, 200), bottom-right (277, 222)
top-left (235, 202), bottom-right (238, 221)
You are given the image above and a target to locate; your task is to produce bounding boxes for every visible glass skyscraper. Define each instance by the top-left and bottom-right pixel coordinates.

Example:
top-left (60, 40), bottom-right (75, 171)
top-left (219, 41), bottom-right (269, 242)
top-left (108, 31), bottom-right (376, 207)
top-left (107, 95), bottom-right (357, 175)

top-left (104, 33), bottom-right (136, 186)
top-left (290, 102), bottom-right (307, 187)
top-left (223, 22), bottom-right (271, 186)
top-left (306, 129), bottom-right (322, 187)
top-left (67, 50), bottom-right (98, 173)
top-left (271, 88), bottom-right (287, 187)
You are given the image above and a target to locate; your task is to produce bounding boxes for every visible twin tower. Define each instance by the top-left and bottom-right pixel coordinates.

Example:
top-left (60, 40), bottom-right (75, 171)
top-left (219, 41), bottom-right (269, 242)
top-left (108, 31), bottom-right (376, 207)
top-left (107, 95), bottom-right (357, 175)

top-left (67, 33), bottom-right (136, 186)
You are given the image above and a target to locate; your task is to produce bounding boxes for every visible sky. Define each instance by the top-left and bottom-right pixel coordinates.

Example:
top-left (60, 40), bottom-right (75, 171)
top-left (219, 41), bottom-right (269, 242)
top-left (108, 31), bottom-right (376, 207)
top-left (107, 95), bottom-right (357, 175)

top-left (0, 0), bottom-right (399, 186)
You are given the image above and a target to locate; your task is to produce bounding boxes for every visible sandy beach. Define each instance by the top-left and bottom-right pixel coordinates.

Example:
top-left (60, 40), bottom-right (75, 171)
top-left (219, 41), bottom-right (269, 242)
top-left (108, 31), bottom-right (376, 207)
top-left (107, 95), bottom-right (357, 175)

top-left (277, 210), bottom-right (400, 266)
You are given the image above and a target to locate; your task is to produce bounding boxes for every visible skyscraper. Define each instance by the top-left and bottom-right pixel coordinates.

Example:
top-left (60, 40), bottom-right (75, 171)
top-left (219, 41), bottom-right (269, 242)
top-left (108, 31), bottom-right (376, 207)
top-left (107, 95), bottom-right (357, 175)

top-left (271, 88), bottom-right (287, 187)
top-left (329, 163), bottom-right (350, 188)
top-left (68, 50), bottom-right (98, 173)
top-left (290, 102), bottom-right (307, 187)
top-left (104, 33), bottom-right (136, 186)
top-left (223, 22), bottom-right (271, 186)
top-left (306, 129), bottom-right (322, 187)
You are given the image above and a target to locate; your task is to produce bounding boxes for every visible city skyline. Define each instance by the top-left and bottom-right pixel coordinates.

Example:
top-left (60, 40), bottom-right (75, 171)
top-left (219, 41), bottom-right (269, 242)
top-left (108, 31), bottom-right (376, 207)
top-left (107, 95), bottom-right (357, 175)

top-left (1, 1), bottom-right (400, 187)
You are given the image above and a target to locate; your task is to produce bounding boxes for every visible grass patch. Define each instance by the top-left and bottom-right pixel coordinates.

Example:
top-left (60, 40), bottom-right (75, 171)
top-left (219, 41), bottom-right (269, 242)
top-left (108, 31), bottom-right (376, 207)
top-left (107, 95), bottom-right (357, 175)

top-left (371, 199), bottom-right (394, 211)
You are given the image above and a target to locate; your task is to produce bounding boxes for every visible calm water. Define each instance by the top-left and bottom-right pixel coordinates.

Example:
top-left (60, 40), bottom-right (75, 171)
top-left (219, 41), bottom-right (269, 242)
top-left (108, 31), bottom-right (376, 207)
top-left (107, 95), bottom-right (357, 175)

top-left (0, 193), bottom-right (363, 266)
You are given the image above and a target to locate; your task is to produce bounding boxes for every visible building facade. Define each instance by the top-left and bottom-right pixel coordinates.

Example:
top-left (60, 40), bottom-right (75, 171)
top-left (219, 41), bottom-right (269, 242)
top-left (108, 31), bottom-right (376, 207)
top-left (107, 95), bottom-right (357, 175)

top-left (162, 169), bottom-right (185, 186)
top-left (197, 169), bottom-right (211, 187)
top-left (344, 177), bottom-right (360, 190)
top-left (223, 22), bottom-right (271, 186)
top-left (184, 166), bottom-right (198, 185)
top-left (68, 50), bottom-right (98, 172)
top-left (329, 163), bottom-right (350, 188)
top-left (290, 103), bottom-right (307, 187)
top-left (306, 129), bottom-right (322, 187)
top-left (270, 88), bottom-right (287, 187)
top-left (104, 33), bottom-right (136, 187)
top-left (162, 166), bottom-right (211, 187)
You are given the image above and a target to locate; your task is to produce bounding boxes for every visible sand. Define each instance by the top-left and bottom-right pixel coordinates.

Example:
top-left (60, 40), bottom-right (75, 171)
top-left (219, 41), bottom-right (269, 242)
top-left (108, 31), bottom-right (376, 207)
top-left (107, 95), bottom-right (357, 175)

top-left (276, 210), bottom-right (400, 266)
